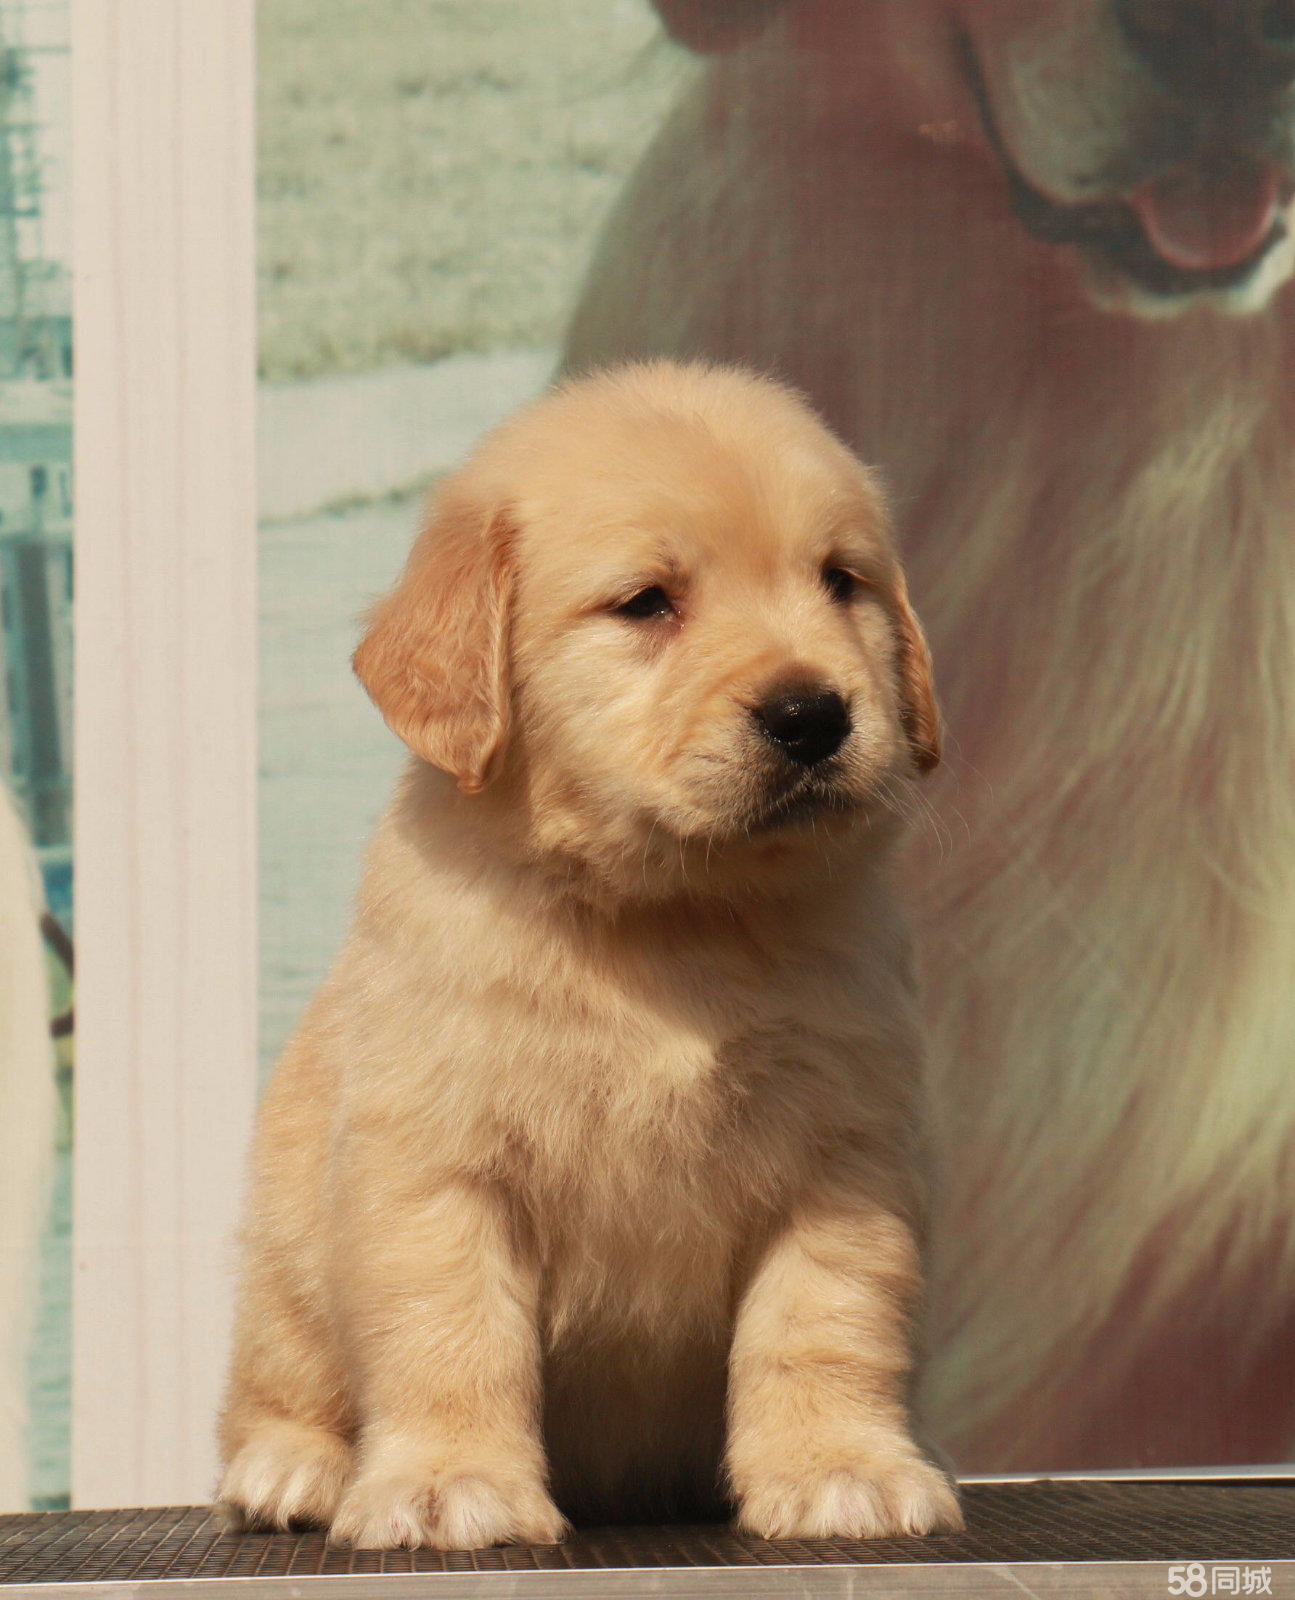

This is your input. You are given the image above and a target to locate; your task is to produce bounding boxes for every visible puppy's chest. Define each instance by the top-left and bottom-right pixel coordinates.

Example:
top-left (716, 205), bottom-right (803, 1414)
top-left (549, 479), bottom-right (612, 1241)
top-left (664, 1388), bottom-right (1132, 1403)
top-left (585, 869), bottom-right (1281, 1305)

top-left (512, 1008), bottom-right (857, 1336)
top-left (477, 919), bottom-right (883, 1330)
top-left (519, 1013), bottom-right (826, 1192)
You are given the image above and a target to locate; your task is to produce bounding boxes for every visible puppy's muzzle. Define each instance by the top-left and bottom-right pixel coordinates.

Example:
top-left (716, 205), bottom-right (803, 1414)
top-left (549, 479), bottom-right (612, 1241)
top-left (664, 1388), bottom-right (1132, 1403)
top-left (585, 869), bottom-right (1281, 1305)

top-left (752, 682), bottom-right (850, 767)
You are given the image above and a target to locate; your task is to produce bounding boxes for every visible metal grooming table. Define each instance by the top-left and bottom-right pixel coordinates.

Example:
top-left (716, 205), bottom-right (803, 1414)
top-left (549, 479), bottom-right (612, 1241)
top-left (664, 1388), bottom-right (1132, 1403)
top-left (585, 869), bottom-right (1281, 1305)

top-left (1, 1479), bottom-right (1292, 1597)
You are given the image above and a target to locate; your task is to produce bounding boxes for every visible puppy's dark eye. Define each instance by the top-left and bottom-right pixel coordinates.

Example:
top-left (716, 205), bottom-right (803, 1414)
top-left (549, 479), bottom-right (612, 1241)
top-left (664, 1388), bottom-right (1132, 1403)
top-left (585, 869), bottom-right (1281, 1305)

top-left (615, 585), bottom-right (675, 621)
top-left (823, 566), bottom-right (860, 604)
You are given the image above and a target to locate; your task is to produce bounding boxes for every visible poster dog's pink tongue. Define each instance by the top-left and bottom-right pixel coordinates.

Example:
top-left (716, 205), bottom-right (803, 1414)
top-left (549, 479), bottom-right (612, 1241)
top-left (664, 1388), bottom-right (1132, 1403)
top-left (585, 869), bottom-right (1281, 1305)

top-left (1131, 162), bottom-right (1281, 273)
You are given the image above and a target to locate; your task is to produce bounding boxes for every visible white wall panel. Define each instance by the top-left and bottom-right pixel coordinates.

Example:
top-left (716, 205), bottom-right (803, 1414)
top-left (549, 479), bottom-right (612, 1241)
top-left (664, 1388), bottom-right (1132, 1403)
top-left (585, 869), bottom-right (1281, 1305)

top-left (72, 0), bottom-right (257, 1508)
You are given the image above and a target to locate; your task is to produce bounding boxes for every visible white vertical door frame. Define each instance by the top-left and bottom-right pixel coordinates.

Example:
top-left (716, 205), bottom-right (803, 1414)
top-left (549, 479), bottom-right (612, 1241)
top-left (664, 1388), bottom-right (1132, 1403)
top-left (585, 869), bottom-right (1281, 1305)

top-left (72, 0), bottom-right (258, 1506)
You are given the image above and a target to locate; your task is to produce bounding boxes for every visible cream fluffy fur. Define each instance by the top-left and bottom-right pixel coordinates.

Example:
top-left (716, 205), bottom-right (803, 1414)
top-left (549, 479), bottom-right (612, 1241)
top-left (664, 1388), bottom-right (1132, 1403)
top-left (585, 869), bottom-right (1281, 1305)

top-left (564, 0), bottom-right (1295, 1467)
top-left (0, 784), bottom-right (52, 1511)
top-left (218, 363), bottom-right (961, 1546)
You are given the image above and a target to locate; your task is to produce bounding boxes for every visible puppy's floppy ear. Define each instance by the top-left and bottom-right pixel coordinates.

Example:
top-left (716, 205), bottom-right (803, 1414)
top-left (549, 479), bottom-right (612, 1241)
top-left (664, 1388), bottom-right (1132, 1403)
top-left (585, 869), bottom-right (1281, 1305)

top-left (883, 566), bottom-right (941, 775)
top-left (353, 486), bottom-right (515, 794)
top-left (652, 0), bottom-right (789, 52)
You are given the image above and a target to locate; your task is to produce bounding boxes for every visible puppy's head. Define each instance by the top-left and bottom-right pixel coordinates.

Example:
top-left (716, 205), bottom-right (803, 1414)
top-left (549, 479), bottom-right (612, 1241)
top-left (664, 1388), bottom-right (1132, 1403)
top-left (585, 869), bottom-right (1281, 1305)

top-left (355, 363), bottom-right (937, 899)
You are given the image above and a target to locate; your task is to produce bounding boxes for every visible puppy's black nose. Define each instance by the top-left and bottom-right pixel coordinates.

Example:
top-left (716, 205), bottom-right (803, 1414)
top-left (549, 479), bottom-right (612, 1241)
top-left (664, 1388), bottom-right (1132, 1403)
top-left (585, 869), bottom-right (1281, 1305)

top-left (753, 684), bottom-right (850, 766)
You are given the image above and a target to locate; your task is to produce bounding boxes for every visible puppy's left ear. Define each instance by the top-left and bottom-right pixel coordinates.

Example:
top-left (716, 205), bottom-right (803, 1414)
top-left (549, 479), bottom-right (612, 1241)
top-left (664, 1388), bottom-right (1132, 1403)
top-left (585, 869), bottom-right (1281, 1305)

top-left (353, 487), bottom-right (515, 794)
top-left (885, 567), bottom-right (941, 775)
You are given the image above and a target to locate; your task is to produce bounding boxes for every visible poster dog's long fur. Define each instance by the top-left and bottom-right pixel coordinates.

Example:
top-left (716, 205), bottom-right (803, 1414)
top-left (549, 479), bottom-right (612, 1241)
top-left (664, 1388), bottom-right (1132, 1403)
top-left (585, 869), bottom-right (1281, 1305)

top-left (0, 785), bottom-right (52, 1511)
top-left (218, 364), bottom-right (961, 1547)
top-left (564, 0), bottom-right (1295, 1466)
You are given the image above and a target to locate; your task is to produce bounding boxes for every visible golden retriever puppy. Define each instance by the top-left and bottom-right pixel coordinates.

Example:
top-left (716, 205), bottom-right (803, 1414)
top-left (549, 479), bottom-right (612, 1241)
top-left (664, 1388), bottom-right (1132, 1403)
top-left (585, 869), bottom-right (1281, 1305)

top-left (566, 0), bottom-right (1295, 1471)
top-left (218, 362), bottom-right (959, 1548)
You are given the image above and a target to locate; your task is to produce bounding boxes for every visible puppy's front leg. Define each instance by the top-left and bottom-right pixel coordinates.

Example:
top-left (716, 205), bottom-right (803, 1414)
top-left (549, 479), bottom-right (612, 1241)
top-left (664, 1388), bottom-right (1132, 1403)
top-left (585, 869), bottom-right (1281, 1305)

top-left (728, 1170), bottom-right (962, 1540)
top-left (329, 1178), bottom-right (566, 1550)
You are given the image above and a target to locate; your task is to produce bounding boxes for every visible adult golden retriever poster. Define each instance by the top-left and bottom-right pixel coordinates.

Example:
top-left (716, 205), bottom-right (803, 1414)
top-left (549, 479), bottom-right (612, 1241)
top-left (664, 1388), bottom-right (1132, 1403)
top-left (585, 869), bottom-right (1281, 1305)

top-left (258, 0), bottom-right (1295, 1475)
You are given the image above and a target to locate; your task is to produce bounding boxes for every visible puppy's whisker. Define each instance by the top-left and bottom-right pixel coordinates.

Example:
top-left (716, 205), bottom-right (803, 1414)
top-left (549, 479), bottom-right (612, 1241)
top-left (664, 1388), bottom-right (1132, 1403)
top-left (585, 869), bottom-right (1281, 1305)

top-left (882, 776), bottom-right (954, 863)
top-left (640, 817), bottom-right (662, 889)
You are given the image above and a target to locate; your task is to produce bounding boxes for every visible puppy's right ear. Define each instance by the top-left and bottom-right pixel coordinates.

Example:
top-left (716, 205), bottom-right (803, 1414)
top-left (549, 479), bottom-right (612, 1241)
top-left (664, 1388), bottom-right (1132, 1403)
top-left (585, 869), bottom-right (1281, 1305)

top-left (652, 0), bottom-right (788, 52)
top-left (883, 564), bottom-right (941, 776)
top-left (353, 487), bottom-right (515, 794)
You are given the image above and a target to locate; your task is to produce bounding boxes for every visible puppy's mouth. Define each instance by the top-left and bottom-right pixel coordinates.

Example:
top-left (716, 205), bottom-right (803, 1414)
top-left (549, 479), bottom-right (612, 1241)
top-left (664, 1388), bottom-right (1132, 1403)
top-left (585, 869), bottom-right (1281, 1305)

top-left (958, 33), bottom-right (1293, 299)
top-left (742, 771), bottom-right (860, 834)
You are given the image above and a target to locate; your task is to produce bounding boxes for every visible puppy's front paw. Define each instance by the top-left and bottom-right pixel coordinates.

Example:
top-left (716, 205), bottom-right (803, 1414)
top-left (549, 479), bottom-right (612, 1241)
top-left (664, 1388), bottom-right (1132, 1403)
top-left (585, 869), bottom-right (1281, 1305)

top-left (218, 1421), bottom-right (353, 1531)
top-left (737, 1453), bottom-right (962, 1541)
top-left (329, 1471), bottom-right (567, 1550)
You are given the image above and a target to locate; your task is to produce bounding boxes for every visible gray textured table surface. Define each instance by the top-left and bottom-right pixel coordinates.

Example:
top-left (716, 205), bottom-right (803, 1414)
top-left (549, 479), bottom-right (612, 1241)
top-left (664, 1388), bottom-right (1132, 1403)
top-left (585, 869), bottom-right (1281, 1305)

top-left (1, 1480), bottom-right (1292, 1597)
